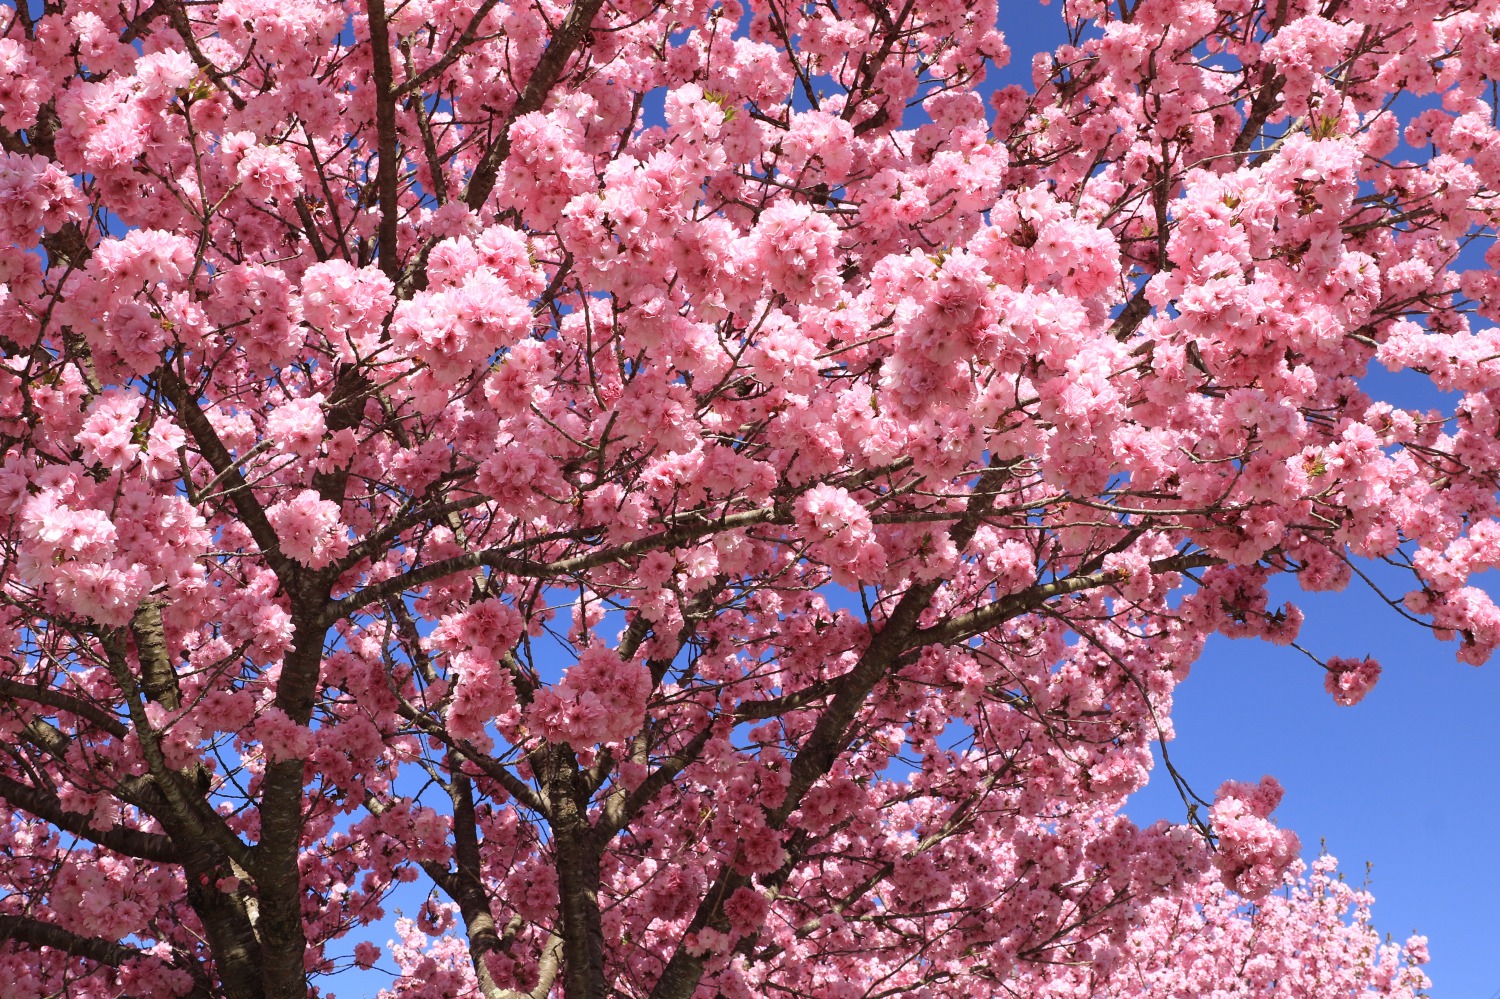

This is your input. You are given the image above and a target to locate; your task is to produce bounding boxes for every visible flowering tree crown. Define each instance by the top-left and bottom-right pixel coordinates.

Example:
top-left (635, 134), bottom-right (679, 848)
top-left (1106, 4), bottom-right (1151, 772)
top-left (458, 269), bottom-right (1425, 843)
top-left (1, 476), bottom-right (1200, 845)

top-left (0, 0), bottom-right (1492, 995)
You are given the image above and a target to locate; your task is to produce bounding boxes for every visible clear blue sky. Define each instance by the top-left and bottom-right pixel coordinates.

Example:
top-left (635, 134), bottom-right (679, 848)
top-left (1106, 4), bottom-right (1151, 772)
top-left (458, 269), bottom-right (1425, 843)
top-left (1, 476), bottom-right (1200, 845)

top-left (1128, 575), bottom-right (1500, 999)
top-left (1114, 366), bottom-right (1500, 999)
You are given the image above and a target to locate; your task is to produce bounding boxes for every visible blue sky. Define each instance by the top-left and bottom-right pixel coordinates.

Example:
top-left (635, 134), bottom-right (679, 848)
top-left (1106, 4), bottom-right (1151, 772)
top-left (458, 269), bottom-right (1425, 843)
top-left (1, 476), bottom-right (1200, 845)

top-left (1128, 575), bottom-right (1500, 999)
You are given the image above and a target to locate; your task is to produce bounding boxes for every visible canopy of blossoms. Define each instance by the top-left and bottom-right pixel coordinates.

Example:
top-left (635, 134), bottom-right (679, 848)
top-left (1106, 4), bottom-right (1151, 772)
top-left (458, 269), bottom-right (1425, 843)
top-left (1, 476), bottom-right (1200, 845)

top-left (1, 0), bottom-right (1493, 995)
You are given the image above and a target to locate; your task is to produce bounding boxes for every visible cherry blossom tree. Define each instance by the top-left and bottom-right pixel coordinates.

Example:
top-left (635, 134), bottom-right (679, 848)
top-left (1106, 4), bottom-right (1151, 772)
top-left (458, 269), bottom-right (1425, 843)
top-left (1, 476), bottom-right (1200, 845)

top-left (0, 0), bottom-right (1492, 994)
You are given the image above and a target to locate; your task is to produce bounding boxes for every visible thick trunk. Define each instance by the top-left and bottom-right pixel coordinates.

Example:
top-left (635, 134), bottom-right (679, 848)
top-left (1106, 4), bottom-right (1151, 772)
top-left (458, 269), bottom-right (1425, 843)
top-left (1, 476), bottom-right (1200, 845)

top-left (545, 747), bottom-right (608, 999)
top-left (650, 949), bottom-right (710, 999)
top-left (255, 623), bottom-right (329, 999)
top-left (181, 839), bottom-right (267, 999)
top-left (257, 756), bottom-right (312, 999)
top-left (555, 825), bottom-right (607, 999)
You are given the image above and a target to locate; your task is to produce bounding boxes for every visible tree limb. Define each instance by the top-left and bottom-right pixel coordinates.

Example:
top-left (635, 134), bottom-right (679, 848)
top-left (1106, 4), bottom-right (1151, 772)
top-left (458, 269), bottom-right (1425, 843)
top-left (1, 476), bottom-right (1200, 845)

top-left (0, 679), bottom-right (128, 740)
top-left (0, 772), bottom-right (181, 863)
top-left (0, 914), bottom-right (146, 967)
top-left (461, 0), bottom-right (607, 213)
top-left (366, 0), bottom-right (404, 281)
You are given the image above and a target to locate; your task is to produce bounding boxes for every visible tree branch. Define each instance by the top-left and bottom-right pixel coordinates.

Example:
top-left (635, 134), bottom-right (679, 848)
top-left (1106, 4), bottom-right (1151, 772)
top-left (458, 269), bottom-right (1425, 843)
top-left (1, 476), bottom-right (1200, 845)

top-left (159, 0), bottom-right (246, 110)
top-left (158, 370), bottom-right (300, 589)
top-left (0, 679), bottom-right (128, 740)
top-left (598, 722), bottom-right (714, 836)
top-left (917, 551), bottom-right (1223, 647)
top-left (0, 772), bottom-right (181, 863)
top-left (0, 914), bottom-right (146, 967)
top-left (461, 0), bottom-right (607, 212)
top-left (326, 505), bottom-right (783, 621)
top-left (647, 457), bottom-right (1021, 999)
top-left (396, 0), bottom-right (504, 96)
top-left (366, 0), bottom-right (403, 281)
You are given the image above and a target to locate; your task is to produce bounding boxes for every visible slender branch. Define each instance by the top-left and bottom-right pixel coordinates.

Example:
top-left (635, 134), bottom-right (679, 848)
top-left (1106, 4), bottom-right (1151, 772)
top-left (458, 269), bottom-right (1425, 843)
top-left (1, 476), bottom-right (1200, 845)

top-left (917, 551), bottom-right (1223, 648)
top-left (366, 0), bottom-right (403, 281)
top-left (99, 636), bottom-right (257, 874)
top-left (1108, 283), bottom-right (1151, 341)
top-left (325, 505), bottom-right (783, 620)
top-left (396, 0), bottom-right (504, 96)
top-left (159, 0), bottom-right (247, 110)
top-left (597, 722), bottom-right (714, 836)
top-left (158, 370), bottom-right (300, 589)
top-left (647, 457), bottom-right (1020, 999)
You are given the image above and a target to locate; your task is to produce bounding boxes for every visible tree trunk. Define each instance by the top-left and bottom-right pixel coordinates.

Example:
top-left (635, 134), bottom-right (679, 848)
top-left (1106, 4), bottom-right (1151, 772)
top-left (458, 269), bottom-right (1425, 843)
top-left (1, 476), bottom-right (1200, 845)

top-left (546, 747), bottom-right (608, 999)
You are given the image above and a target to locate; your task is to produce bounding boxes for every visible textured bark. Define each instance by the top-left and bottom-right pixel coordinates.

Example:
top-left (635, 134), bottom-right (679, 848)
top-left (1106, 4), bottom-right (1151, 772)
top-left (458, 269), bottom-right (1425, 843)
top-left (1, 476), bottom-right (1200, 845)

top-left (542, 746), bottom-right (608, 999)
top-left (100, 629), bottom-right (267, 999)
top-left (365, 0), bottom-right (402, 281)
top-left (441, 771), bottom-right (525, 999)
top-left (0, 772), bottom-right (180, 863)
top-left (255, 622), bottom-right (330, 999)
top-left (132, 602), bottom-right (182, 710)
top-left (0, 915), bottom-right (148, 968)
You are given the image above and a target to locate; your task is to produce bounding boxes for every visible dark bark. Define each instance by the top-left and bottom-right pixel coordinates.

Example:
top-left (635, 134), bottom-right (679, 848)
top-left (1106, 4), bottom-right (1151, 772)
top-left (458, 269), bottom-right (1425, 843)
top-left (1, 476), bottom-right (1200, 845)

top-left (542, 747), bottom-right (608, 999)
top-left (254, 620), bottom-right (331, 999)
top-left (0, 914), bottom-right (149, 968)
top-left (0, 678), bottom-right (129, 739)
top-left (365, 0), bottom-right (403, 282)
top-left (158, 370), bottom-right (299, 586)
top-left (462, 0), bottom-right (607, 213)
top-left (101, 628), bottom-right (267, 999)
top-left (437, 770), bottom-right (518, 999)
top-left (0, 916), bottom-right (217, 999)
top-left (0, 773), bottom-right (180, 863)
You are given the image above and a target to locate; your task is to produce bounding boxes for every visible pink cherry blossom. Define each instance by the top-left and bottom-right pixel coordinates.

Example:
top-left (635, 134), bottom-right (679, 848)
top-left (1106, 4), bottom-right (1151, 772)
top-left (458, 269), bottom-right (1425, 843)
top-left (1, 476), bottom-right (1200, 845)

top-left (1209, 777), bottom-right (1301, 900)
top-left (0, 0), bottom-right (1489, 996)
top-left (266, 489), bottom-right (349, 568)
top-left (1325, 655), bottom-right (1384, 706)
